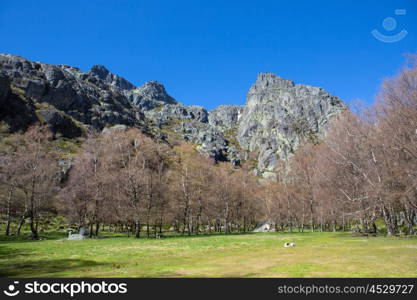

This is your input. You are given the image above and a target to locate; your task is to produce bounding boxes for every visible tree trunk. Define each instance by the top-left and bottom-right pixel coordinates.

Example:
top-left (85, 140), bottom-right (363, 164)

top-left (182, 212), bottom-right (187, 236)
top-left (196, 205), bottom-right (202, 235)
top-left (187, 215), bottom-right (192, 235)
top-left (224, 202), bottom-right (229, 234)
top-left (403, 200), bottom-right (416, 235)
top-left (310, 198), bottom-right (314, 232)
top-left (5, 187), bottom-right (13, 236)
top-left (28, 180), bottom-right (38, 239)
top-left (146, 220), bottom-right (150, 238)
top-left (135, 220), bottom-right (141, 238)
top-left (16, 211), bottom-right (26, 235)
top-left (28, 206), bottom-right (37, 238)
top-left (28, 211), bottom-right (38, 239)
top-left (89, 222), bottom-right (94, 238)
top-left (95, 222), bottom-right (100, 236)
top-left (382, 203), bottom-right (397, 236)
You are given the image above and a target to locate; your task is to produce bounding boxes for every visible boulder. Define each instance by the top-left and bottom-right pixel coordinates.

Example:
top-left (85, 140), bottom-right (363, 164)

top-left (254, 221), bottom-right (274, 232)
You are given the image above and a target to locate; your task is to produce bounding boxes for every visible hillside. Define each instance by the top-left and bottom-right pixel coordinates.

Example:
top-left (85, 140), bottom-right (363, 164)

top-left (0, 54), bottom-right (345, 175)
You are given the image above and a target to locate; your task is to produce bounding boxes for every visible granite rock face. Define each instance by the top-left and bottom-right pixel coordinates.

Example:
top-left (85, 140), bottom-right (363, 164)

top-left (141, 101), bottom-right (248, 163)
top-left (128, 81), bottom-right (177, 110)
top-left (88, 65), bottom-right (135, 91)
top-left (0, 69), bottom-right (38, 131)
top-left (143, 103), bottom-right (238, 162)
top-left (208, 105), bottom-right (243, 130)
top-left (0, 54), bottom-right (346, 175)
top-left (145, 104), bottom-right (208, 125)
top-left (237, 73), bottom-right (346, 176)
top-left (0, 54), bottom-right (141, 135)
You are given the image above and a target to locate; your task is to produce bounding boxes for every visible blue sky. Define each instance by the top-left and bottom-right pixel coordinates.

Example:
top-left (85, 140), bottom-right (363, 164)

top-left (1, 0), bottom-right (416, 109)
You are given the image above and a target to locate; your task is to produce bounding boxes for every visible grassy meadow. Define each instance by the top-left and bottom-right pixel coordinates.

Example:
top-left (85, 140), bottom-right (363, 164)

top-left (1, 231), bottom-right (416, 277)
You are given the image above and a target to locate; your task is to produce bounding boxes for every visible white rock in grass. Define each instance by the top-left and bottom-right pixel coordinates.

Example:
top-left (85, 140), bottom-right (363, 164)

top-left (67, 230), bottom-right (86, 240)
top-left (68, 233), bottom-right (85, 240)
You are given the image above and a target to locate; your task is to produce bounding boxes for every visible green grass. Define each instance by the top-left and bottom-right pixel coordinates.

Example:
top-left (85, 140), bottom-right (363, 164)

top-left (0, 232), bottom-right (416, 277)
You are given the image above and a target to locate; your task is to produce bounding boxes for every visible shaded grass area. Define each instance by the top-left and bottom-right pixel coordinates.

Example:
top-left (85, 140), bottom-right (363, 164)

top-left (0, 232), bottom-right (416, 277)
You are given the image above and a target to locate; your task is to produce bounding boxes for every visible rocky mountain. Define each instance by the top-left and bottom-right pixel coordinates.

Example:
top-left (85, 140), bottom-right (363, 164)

top-left (0, 54), bottom-right (346, 175)
top-left (238, 73), bottom-right (346, 177)
top-left (128, 81), bottom-right (177, 110)
top-left (0, 54), bottom-right (143, 136)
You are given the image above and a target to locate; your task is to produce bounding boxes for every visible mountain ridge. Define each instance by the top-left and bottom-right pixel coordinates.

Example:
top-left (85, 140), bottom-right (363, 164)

top-left (0, 54), bottom-right (346, 175)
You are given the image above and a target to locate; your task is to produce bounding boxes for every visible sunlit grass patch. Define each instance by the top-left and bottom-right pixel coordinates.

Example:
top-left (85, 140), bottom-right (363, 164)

top-left (0, 232), bottom-right (416, 277)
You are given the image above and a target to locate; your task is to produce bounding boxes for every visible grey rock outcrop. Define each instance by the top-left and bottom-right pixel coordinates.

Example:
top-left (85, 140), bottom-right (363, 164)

top-left (237, 73), bottom-right (346, 176)
top-left (142, 103), bottom-right (229, 161)
top-left (142, 102), bottom-right (247, 163)
top-left (253, 221), bottom-right (274, 232)
top-left (88, 65), bottom-right (135, 91)
top-left (0, 70), bottom-right (38, 131)
top-left (208, 105), bottom-right (243, 130)
top-left (102, 124), bottom-right (128, 134)
top-left (0, 54), bottom-right (142, 134)
top-left (58, 157), bottom-right (74, 182)
top-left (145, 104), bottom-right (208, 125)
top-left (129, 81), bottom-right (177, 110)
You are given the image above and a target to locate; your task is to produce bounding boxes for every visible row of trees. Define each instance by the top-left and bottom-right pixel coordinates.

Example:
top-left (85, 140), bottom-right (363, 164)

top-left (265, 58), bottom-right (417, 236)
top-left (0, 126), bottom-right (264, 238)
top-left (0, 57), bottom-right (415, 238)
top-left (63, 130), bottom-right (266, 237)
top-left (0, 127), bottom-right (57, 238)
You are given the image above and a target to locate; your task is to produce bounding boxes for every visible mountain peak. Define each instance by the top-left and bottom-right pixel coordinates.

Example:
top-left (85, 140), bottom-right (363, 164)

top-left (255, 72), bottom-right (295, 90)
top-left (88, 64), bottom-right (135, 91)
top-left (132, 81), bottom-right (177, 104)
top-left (89, 65), bottom-right (110, 79)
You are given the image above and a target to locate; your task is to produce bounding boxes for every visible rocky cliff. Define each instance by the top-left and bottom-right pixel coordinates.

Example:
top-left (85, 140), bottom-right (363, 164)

top-left (0, 54), bottom-right (143, 135)
top-left (238, 73), bottom-right (346, 177)
top-left (0, 54), bottom-right (346, 175)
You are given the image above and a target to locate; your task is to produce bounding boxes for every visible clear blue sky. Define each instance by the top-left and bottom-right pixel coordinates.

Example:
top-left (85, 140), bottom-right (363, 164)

top-left (1, 0), bottom-right (416, 109)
